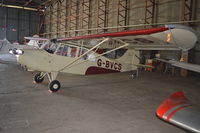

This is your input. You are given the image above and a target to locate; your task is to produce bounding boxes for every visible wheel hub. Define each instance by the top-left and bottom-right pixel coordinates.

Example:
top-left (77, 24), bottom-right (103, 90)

top-left (53, 84), bottom-right (59, 89)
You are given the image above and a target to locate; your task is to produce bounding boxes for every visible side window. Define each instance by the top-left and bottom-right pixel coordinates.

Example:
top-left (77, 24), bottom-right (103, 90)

top-left (71, 47), bottom-right (77, 57)
top-left (55, 45), bottom-right (69, 56)
top-left (54, 45), bottom-right (89, 59)
top-left (55, 45), bottom-right (64, 55)
top-left (62, 45), bottom-right (69, 56)
top-left (43, 43), bottom-right (58, 54)
top-left (103, 49), bottom-right (127, 59)
top-left (104, 50), bottom-right (116, 59)
top-left (79, 48), bottom-right (88, 60)
top-left (50, 44), bottom-right (58, 53)
top-left (43, 42), bottom-right (52, 50)
top-left (66, 46), bottom-right (78, 57)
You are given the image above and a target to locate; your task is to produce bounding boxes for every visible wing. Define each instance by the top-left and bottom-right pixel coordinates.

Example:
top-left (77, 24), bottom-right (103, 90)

top-left (156, 91), bottom-right (200, 133)
top-left (156, 58), bottom-right (200, 73)
top-left (24, 37), bottom-right (49, 41)
top-left (56, 25), bottom-right (198, 51)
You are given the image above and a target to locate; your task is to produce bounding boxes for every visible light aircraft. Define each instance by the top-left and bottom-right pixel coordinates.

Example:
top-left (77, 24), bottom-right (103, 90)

top-left (9, 25), bottom-right (198, 92)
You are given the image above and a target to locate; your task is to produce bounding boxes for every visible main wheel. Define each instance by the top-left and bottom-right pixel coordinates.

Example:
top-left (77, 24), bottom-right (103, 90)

top-left (49, 80), bottom-right (61, 92)
top-left (34, 73), bottom-right (44, 83)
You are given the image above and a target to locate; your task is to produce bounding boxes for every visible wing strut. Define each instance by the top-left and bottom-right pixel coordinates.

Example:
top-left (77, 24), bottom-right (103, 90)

top-left (58, 38), bottom-right (109, 72)
top-left (64, 38), bottom-right (130, 69)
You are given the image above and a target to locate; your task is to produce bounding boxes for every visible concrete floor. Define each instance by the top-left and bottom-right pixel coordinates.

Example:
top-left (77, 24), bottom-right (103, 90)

top-left (0, 62), bottom-right (200, 133)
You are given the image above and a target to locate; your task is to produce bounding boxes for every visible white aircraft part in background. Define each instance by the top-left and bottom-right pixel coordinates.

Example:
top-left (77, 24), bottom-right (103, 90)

top-left (156, 58), bottom-right (200, 73)
top-left (25, 35), bottom-right (49, 47)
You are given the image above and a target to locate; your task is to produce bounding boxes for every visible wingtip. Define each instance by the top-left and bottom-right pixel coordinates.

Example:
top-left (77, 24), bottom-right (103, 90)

top-left (156, 91), bottom-right (189, 119)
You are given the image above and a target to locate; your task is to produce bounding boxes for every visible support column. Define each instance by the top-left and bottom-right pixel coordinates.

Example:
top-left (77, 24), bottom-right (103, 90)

top-left (117, 0), bottom-right (129, 31)
top-left (69, 0), bottom-right (79, 36)
top-left (39, 13), bottom-right (45, 37)
top-left (57, 1), bottom-right (60, 37)
top-left (144, 0), bottom-right (157, 25)
top-left (81, 0), bottom-right (91, 35)
top-left (49, 5), bottom-right (53, 38)
top-left (17, 9), bottom-right (20, 42)
top-left (181, 0), bottom-right (195, 76)
top-left (182, 0), bottom-right (194, 21)
top-left (65, 0), bottom-right (69, 37)
top-left (96, 0), bottom-right (108, 33)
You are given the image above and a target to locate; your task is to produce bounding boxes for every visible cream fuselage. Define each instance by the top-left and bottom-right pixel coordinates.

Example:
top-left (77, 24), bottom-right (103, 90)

top-left (17, 49), bottom-right (139, 75)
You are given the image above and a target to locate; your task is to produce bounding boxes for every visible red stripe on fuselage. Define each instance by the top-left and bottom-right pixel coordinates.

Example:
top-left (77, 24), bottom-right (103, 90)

top-left (85, 66), bottom-right (120, 75)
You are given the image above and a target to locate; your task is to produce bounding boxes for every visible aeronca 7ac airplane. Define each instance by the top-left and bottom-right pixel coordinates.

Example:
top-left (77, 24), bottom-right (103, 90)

top-left (9, 25), bottom-right (198, 92)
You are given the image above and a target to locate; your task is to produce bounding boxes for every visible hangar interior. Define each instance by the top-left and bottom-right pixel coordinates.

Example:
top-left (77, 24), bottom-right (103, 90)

top-left (0, 0), bottom-right (200, 133)
top-left (1, 0), bottom-right (200, 64)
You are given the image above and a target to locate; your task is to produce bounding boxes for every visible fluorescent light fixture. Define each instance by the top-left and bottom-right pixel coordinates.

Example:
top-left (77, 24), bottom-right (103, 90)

top-left (1, 4), bottom-right (38, 11)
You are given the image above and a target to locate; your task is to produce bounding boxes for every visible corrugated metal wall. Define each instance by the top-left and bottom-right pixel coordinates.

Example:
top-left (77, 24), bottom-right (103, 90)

top-left (0, 7), bottom-right (39, 43)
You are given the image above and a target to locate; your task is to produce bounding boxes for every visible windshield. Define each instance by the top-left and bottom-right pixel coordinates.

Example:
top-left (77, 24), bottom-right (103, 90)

top-left (54, 44), bottom-right (88, 59)
top-left (103, 49), bottom-right (127, 59)
top-left (41, 41), bottom-right (59, 54)
top-left (55, 44), bottom-right (78, 57)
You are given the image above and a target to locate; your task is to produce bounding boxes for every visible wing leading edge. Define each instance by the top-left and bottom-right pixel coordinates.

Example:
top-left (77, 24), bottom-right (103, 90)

top-left (56, 25), bottom-right (197, 51)
top-left (57, 27), bottom-right (169, 41)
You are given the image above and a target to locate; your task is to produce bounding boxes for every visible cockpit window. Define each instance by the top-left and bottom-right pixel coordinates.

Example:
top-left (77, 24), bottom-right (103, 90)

top-left (42, 41), bottom-right (58, 54)
top-left (54, 44), bottom-right (79, 57)
top-left (55, 44), bottom-right (64, 55)
top-left (70, 47), bottom-right (78, 57)
top-left (50, 44), bottom-right (58, 53)
top-left (43, 42), bottom-right (94, 60)
top-left (78, 48), bottom-right (88, 60)
top-left (104, 49), bottom-right (127, 59)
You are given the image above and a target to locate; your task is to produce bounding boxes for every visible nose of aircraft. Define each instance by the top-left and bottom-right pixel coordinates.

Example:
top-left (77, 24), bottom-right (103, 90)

top-left (16, 49), bottom-right (34, 68)
top-left (15, 49), bottom-right (52, 72)
top-left (8, 48), bottom-right (25, 64)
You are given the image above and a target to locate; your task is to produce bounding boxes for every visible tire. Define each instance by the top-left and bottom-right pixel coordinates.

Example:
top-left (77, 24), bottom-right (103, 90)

top-left (34, 73), bottom-right (44, 83)
top-left (49, 80), bottom-right (61, 92)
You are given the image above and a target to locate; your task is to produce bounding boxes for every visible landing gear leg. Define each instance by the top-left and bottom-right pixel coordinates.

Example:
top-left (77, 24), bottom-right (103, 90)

top-left (34, 72), bottom-right (45, 83)
top-left (47, 72), bottom-right (60, 92)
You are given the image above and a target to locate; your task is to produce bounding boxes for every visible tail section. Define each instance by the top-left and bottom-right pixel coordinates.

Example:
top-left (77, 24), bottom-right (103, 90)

top-left (117, 49), bottom-right (140, 71)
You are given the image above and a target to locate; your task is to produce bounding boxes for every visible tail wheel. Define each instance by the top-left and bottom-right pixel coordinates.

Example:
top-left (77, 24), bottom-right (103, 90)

top-left (49, 80), bottom-right (61, 92)
top-left (34, 73), bottom-right (44, 83)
